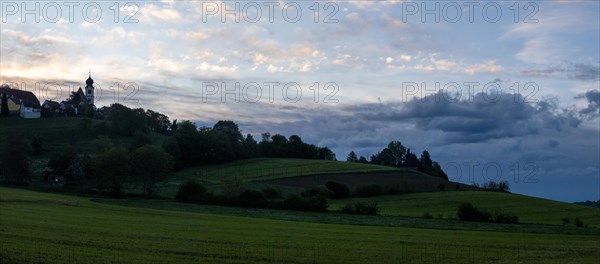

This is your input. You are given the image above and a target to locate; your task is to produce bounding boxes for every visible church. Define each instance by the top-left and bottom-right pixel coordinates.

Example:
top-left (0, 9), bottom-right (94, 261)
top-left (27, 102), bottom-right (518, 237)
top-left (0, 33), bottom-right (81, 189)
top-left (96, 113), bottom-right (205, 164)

top-left (42, 73), bottom-right (96, 117)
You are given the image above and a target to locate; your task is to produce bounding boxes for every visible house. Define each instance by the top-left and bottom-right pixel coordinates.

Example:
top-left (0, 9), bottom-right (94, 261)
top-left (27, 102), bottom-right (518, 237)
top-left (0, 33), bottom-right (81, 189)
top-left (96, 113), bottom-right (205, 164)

top-left (41, 100), bottom-right (61, 117)
top-left (0, 85), bottom-right (41, 118)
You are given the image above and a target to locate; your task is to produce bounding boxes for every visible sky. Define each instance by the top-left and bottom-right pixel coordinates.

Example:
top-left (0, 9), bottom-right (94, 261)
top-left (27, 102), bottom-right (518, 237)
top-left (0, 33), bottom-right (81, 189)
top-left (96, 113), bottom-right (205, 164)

top-left (0, 0), bottom-right (599, 202)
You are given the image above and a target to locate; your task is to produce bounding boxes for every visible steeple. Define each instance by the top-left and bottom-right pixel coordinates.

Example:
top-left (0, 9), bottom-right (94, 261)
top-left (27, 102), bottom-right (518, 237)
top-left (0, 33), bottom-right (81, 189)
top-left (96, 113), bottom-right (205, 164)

top-left (85, 71), bottom-right (95, 105)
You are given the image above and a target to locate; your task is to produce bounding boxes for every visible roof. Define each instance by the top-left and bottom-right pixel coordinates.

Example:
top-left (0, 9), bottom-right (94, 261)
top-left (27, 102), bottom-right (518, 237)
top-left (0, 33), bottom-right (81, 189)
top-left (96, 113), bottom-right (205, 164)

top-left (43, 100), bottom-right (60, 108)
top-left (0, 87), bottom-right (41, 109)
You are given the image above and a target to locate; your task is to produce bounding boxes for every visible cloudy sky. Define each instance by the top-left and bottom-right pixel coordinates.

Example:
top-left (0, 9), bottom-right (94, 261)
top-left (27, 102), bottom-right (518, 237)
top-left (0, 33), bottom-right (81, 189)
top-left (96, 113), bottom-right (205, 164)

top-left (1, 0), bottom-right (598, 202)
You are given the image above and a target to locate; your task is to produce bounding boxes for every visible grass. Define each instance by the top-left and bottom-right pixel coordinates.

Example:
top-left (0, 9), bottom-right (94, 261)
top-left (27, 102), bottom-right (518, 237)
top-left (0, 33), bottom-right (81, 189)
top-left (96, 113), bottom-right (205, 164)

top-left (329, 191), bottom-right (600, 227)
top-left (1, 187), bottom-right (599, 263)
top-left (155, 158), bottom-right (401, 197)
top-left (174, 158), bottom-right (400, 182)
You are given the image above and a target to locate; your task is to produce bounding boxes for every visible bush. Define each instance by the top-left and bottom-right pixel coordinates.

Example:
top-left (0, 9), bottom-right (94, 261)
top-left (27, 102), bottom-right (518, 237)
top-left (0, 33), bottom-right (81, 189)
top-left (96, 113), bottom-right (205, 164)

top-left (493, 213), bottom-right (519, 224)
top-left (301, 186), bottom-right (333, 199)
top-left (355, 184), bottom-right (383, 197)
top-left (262, 187), bottom-right (282, 199)
top-left (339, 201), bottom-right (380, 215)
top-left (574, 217), bottom-right (584, 227)
top-left (283, 193), bottom-right (328, 212)
top-left (325, 181), bottom-right (350, 199)
top-left (234, 190), bottom-right (269, 208)
top-left (562, 218), bottom-right (571, 225)
top-left (175, 180), bottom-right (207, 203)
top-left (457, 203), bottom-right (491, 222)
top-left (457, 203), bottom-right (519, 224)
top-left (422, 212), bottom-right (433, 219)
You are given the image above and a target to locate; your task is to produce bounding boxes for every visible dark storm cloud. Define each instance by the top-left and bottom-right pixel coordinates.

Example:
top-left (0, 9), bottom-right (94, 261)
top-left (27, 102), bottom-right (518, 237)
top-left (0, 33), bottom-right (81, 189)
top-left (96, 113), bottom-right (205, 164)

top-left (575, 90), bottom-right (600, 119)
top-left (522, 63), bottom-right (600, 81)
top-left (353, 92), bottom-right (581, 144)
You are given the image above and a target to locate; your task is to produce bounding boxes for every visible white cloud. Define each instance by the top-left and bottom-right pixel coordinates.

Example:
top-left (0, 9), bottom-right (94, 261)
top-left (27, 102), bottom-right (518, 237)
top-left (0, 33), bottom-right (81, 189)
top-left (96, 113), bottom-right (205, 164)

top-left (464, 60), bottom-right (503, 75)
top-left (141, 4), bottom-right (182, 23)
top-left (197, 62), bottom-right (238, 74)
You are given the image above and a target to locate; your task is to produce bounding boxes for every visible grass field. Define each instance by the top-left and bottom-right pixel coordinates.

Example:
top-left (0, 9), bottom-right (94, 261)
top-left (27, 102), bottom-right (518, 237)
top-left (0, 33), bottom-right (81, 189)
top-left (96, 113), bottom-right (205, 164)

top-left (1, 187), bottom-right (599, 263)
top-left (329, 191), bottom-right (600, 227)
top-left (155, 158), bottom-right (401, 197)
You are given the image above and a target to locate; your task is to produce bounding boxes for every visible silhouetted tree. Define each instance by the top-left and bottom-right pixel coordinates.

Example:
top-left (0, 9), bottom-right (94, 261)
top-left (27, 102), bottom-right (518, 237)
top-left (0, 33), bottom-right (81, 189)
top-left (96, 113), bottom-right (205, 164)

top-left (131, 145), bottom-right (172, 195)
top-left (92, 147), bottom-right (130, 196)
top-left (358, 156), bottom-right (368, 163)
top-left (347, 151), bottom-right (358, 162)
top-left (1, 92), bottom-right (9, 117)
top-left (403, 149), bottom-right (420, 168)
top-left (387, 141), bottom-right (406, 166)
top-left (130, 130), bottom-right (152, 150)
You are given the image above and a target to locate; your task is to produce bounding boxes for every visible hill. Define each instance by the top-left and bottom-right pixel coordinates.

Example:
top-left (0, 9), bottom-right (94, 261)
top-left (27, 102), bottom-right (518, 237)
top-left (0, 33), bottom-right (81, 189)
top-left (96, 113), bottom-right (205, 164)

top-left (329, 191), bottom-right (600, 227)
top-left (1, 187), bottom-right (599, 263)
top-left (156, 158), bottom-right (403, 196)
top-left (0, 116), bottom-right (167, 156)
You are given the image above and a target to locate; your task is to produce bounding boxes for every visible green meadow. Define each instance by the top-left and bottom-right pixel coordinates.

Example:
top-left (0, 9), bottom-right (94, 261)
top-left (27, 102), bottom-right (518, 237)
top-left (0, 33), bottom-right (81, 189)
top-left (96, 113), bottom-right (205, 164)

top-left (1, 187), bottom-right (599, 263)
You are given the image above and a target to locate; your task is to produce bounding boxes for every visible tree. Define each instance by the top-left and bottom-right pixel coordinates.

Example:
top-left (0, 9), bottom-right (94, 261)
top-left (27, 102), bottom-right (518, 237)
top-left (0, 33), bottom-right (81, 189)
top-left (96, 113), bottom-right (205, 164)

top-left (130, 130), bottom-right (152, 150)
top-left (92, 147), bottom-right (130, 196)
top-left (498, 181), bottom-right (510, 192)
top-left (131, 145), bottom-right (172, 195)
top-left (387, 141), bottom-right (406, 166)
top-left (346, 151), bottom-right (358, 162)
top-left (1, 92), bottom-right (9, 117)
top-left (90, 136), bottom-right (114, 154)
top-left (0, 133), bottom-right (30, 184)
top-left (358, 156), bottom-right (368, 163)
top-left (242, 134), bottom-right (259, 158)
top-left (108, 103), bottom-right (148, 136)
top-left (378, 148), bottom-right (395, 166)
top-left (403, 149), bottom-right (420, 167)
top-left (162, 137), bottom-right (182, 169)
top-left (419, 150), bottom-right (433, 168)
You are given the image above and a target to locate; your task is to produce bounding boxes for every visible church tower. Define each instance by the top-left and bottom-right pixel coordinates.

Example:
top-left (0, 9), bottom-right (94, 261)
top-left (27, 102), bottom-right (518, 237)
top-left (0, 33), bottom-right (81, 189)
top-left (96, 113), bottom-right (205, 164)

top-left (85, 71), bottom-right (94, 105)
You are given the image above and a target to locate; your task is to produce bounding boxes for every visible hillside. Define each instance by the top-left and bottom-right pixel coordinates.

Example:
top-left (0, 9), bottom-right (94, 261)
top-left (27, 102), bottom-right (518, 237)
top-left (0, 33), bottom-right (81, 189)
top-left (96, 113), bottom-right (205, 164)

top-left (157, 158), bottom-right (402, 196)
top-left (1, 187), bottom-right (599, 263)
top-left (329, 191), bottom-right (600, 227)
top-left (0, 116), bottom-right (167, 156)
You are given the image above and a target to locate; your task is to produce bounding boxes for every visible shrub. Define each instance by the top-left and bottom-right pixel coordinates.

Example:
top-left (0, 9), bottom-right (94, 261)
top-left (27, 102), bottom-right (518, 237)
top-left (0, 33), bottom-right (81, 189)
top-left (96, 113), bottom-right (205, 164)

top-left (422, 212), bottom-right (433, 219)
top-left (498, 181), bottom-right (510, 192)
top-left (355, 184), bottom-right (383, 197)
top-left (222, 177), bottom-right (245, 198)
top-left (574, 217), bottom-right (584, 227)
top-left (561, 218), bottom-right (571, 225)
top-left (283, 193), bottom-right (328, 212)
top-left (175, 180), bottom-right (207, 203)
top-left (339, 201), bottom-right (380, 215)
top-left (262, 187), bottom-right (282, 199)
top-left (493, 213), bottom-right (519, 224)
top-left (234, 190), bottom-right (269, 208)
top-left (301, 186), bottom-right (333, 199)
top-left (457, 203), bottom-right (491, 222)
top-left (325, 181), bottom-right (350, 199)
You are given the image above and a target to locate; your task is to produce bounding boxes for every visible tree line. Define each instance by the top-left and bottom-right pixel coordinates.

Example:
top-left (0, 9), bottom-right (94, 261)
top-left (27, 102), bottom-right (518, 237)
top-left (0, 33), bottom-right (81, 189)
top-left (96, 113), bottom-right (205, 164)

top-left (346, 141), bottom-right (448, 180)
top-left (0, 103), bottom-right (336, 195)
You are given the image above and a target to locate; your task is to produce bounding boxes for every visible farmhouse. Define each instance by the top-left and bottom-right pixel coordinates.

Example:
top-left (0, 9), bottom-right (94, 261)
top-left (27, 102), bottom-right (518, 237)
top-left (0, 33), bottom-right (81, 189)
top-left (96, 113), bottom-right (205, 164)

top-left (0, 85), bottom-right (42, 118)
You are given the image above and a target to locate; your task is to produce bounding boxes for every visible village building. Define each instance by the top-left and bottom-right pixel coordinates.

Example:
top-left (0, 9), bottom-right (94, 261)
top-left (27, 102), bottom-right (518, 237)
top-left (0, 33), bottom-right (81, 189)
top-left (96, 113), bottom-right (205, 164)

top-left (0, 86), bottom-right (42, 118)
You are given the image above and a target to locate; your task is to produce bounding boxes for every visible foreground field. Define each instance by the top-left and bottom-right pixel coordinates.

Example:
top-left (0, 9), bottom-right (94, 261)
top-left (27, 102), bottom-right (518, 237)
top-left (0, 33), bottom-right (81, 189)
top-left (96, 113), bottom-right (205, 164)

top-left (329, 191), bottom-right (600, 227)
top-left (1, 187), bottom-right (599, 263)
